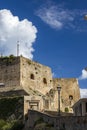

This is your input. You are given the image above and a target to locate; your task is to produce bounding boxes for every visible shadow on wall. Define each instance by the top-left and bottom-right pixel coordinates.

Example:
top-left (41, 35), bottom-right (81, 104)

top-left (26, 110), bottom-right (87, 130)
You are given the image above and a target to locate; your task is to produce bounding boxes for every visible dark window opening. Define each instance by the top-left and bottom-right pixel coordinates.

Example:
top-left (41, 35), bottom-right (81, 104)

top-left (50, 80), bottom-right (52, 82)
top-left (43, 78), bottom-right (47, 84)
top-left (80, 103), bottom-right (82, 116)
top-left (30, 74), bottom-right (34, 80)
top-left (69, 95), bottom-right (73, 100)
top-left (86, 102), bottom-right (87, 112)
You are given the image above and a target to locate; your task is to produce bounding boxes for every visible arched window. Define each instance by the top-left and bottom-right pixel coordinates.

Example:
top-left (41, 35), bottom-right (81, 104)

top-left (43, 78), bottom-right (47, 84)
top-left (69, 95), bottom-right (73, 100)
top-left (30, 74), bottom-right (34, 80)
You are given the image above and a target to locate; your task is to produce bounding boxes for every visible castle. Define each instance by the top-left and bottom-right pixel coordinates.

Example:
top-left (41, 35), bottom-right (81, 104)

top-left (0, 55), bottom-right (80, 115)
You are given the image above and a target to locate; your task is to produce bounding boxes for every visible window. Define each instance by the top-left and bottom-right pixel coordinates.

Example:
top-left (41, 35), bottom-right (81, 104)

top-left (30, 74), bottom-right (34, 80)
top-left (86, 102), bottom-right (87, 112)
top-left (50, 80), bottom-right (52, 82)
top-left (45, 100), bottom-right (49, 109)
top-left (69, 95), bottom-right (73, 100)
top-left (43, 78), bottom-right (47, 84)
top-left (80, 103), bottom-right (82, 116)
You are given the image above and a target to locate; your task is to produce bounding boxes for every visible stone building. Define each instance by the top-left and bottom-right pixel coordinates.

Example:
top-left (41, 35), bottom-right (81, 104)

top-left (0, 55), bottom-right (80, 115)
top-left (73, 98), bottom-right (87, 116)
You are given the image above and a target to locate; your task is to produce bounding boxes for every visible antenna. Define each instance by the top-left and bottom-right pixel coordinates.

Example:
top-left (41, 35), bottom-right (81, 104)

top-left (1, 53), bottom-right (3, 57)
top-left (17, 41), bottom-right (19, 56)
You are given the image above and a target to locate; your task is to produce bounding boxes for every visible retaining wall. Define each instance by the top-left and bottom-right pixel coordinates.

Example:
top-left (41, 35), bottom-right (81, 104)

top-left (27, 110), bottom-right (87, 130)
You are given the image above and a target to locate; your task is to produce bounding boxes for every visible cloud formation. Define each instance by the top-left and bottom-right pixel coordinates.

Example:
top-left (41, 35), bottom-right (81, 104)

top-left (36, 4), bottom-right (87, 31)
top-left (0, 9), bottom-right (37, 59)
top-left (79, 69), bottom-right (87, 80)
top-left (80, 88), bottom-right (87, 98)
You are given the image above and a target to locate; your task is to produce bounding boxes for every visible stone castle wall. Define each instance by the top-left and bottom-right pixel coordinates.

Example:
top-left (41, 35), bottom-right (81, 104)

top-left (20, 57), bottom-right (53, 94)
top-left (0, 56), bottom-right (80, 112)
top-left (52, 78), bottom-right (80, 112)
top-left (0, 57), bottom-right (20, 87)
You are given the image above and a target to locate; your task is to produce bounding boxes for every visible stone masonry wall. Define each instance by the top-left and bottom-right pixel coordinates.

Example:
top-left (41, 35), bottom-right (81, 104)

top-left (20, 57), bottom-right (53, 95)
top-left (0, 56), bottom-right (80, 113)
top-left (52, 78), bottom-right (80, 112)
top-left (27, 110), bottom-right (87, 130)
top-left (0, 56), bottom-right (20, 87)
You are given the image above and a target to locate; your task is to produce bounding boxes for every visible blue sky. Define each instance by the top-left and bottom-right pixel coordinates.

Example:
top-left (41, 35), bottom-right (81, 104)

top-left (0, 0), bottom-right (87, 97)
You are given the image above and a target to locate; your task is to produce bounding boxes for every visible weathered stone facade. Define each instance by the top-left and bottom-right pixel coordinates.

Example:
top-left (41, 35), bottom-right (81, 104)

top-left (20, 56), bottom-right (53, 95)
top-left (0, 56), bottom-right (20, 87)
top-left (0, 56), bottom-right (80, 113)
top-left (26, 110), bottom-right (87, 130)
top-left (52, 78), bottom-right (80, 112)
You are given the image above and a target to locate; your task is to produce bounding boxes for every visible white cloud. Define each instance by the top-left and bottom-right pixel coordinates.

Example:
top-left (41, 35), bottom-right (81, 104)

top-left (79, 69), bottom-right (87, 80)
top-left (36, 6), bottom-right (63, 29)
top-left (80, 88), bottom-right (87, 98)
top-left (0, 9), bottom-right (37, 59)
top-left (36, 4), bottom-right (87, 31)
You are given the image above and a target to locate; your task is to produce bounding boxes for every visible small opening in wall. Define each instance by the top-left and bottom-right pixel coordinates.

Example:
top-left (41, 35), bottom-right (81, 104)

top-left (43, 78), bottom-right (47, 84)
top-left (69, 95), bottom-right (73, 100)
top-left (50, 80), bottom-right (52, 82)
top-left (30, 74), bottom-right (34, 80)
top-left (86, 102), bottom-right (87, 112)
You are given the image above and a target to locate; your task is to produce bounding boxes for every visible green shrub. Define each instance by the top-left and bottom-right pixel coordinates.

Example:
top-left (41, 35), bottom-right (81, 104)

top-left (0, 119), bottom-right (6, 128)
top-left (2, 123), bottom-right (12, 130)
top-left (0, 97), bottom-right (23, 120)
top-left (65, 107), bottom-right (69, 113)
top-left (0, 120), bottom-right (24, 130)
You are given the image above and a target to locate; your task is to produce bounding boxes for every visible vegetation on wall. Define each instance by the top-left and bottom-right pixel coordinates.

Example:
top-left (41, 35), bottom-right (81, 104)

top-left (0, 96), bottom-right (23, 120)
top-left (0, 96), bottom-right (24, 130)
top-left (0, 119), bottom-right (24, 130)
top-left (27, 60), bottom-right (31, 65)
top-left (64, 107), bottom-right (69, 113)
top-left (0, 55), bottom-right (17, 65)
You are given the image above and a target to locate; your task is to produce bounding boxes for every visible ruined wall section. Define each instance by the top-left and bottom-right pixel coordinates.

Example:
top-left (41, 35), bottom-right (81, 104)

top-left (52, 78), bottom-right (80, 112)
top-left (0, 57), bottom-right (20, 87)
top-left (20, 57), bottom-right (53, 95)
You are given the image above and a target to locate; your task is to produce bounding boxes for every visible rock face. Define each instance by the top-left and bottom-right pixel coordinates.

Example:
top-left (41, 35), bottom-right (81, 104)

top-left (0, 56), bottom-right (80, 113)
